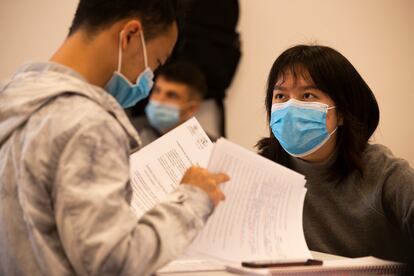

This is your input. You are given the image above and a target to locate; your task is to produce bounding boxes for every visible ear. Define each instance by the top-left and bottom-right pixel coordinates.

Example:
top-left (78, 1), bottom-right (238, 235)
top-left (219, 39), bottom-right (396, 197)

top-left (119, 20), bottom-right (143, 50)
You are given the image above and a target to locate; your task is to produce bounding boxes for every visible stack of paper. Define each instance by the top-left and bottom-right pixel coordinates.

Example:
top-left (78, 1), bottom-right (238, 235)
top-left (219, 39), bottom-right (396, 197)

top-left (130, 118), bottom-right (313, 273)
top-left (186, 138), bottom-right (309, 263)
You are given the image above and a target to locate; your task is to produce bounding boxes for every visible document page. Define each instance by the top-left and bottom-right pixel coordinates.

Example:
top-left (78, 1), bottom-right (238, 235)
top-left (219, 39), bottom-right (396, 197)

top-left (186, 138), bottom-right (311, 262)
top-left (156, 255), bottom-right (225, 274)
top-left (129, 118), bottom-right (213, 218)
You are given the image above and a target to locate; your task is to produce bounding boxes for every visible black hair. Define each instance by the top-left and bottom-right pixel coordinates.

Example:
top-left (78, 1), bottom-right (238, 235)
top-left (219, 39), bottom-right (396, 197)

top-left (256, 45), bottom-right (380, 179)
top-left (68, 0), bottom-right (176, 40)
top-left (156, 61), bottom-right (207, 99)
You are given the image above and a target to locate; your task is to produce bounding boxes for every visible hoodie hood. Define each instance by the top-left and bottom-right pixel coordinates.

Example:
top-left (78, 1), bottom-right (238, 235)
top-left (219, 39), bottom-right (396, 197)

top-left (0, 62), bottom-right (141, 149)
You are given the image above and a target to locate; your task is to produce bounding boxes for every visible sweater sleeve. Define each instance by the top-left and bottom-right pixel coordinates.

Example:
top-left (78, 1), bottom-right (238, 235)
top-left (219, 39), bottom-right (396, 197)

top-left (54, 119), bottom-right (213, 276)
top-left (376, 145), bottom-right (414, 243)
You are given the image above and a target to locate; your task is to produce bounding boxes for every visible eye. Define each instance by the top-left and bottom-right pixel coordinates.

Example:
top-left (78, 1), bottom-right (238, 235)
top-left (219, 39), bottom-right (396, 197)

top-left (273, 93), bottom-right (286, 101)
top-left (303, 93), bottom-right (316, 100)
top-left (166, 91), bottom-right (180, 100)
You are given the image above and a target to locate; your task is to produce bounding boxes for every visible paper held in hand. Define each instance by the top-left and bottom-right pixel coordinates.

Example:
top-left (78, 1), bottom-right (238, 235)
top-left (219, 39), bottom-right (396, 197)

top-left (129, 117), bottom-right (310, 272)
top-left (129, 117), bottom-right (214, 218)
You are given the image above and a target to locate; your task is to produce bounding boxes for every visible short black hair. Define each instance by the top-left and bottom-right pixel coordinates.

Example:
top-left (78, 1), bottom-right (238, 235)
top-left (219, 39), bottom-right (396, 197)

top-left (156, 61), bottom-right (207, 100)
top-left (257, 45), bottom-right (380, 180)
top-left (68, 0), bottom-right (176, 40)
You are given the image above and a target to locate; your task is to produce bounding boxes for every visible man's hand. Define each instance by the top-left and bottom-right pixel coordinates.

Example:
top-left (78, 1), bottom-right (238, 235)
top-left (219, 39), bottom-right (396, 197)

top-left (180, 166), bottom-right (230, 206)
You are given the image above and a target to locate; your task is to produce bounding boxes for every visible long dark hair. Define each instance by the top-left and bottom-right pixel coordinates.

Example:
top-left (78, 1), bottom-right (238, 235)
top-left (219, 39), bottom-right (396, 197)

top-left (257, 45), bottom-right (380, 179)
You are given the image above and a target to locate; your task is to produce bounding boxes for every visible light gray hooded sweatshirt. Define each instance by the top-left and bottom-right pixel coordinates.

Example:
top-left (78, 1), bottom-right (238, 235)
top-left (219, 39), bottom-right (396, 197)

top-left (0, 62), bottom-right (213, 276)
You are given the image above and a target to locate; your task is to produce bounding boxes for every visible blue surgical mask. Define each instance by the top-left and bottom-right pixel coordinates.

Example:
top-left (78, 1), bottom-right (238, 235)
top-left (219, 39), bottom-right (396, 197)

top-left (105, 31), bottom-right (154, 108)
top-left (270, 99), bottom-right (337, 157)
top-left (145, 100), bottom-right (180, 133)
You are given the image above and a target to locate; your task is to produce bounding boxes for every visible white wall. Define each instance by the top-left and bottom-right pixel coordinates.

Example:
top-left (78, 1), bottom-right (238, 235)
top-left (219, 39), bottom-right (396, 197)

top-left (1, 0), bottom-right (413, 165)
top-left (226, 0), bottom-right (414, 166)
top-left (0, 0), bottom-right (78, 76)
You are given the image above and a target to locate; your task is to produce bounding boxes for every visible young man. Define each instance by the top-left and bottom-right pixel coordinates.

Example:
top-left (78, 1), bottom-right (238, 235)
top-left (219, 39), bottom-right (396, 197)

top-left (0, 1), bottom-right (228, 275)
top-left (129, 61), bottom-right (214, 146)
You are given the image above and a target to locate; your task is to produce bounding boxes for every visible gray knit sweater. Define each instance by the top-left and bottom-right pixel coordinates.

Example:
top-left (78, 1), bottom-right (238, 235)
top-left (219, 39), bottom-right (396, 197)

top-left (289, 144), bottom-right (414, 263)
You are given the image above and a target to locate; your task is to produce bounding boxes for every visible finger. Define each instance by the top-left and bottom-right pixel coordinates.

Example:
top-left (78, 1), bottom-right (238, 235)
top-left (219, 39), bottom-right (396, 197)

top-left (181, 166), bottom-right (204, 183)
top-left (213, 173), bottom-right (230, 184)
top-left (219, 191), bottom-right (225, 201)
top-left (216, 190), bottom-right (226, 203)
top-left (211, 189), bottom-right (226, 206)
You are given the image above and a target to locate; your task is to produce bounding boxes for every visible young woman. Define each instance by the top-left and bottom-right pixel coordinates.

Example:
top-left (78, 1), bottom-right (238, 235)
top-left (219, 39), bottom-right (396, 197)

top-left (257, 45), bottom-right (414, 263)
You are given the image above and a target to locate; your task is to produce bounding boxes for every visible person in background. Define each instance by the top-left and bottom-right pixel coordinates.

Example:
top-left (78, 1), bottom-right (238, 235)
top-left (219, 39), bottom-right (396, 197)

top-left (129, 61), bottom-right (214, 146)
top-left (169, 0), bottom-right (241, 138)
top-left (128, 0), bottom-right (241, 138)
top-left (257, 45), bottom-right (414, 263)
top-left (0, 1), bottom-right (228, 275)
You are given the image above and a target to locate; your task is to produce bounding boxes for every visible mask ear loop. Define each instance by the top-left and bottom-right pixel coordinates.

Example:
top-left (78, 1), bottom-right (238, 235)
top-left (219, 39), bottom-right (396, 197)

top-left (117, 30), bottom-right (149, 76)
top-left (328, 126), bottom-right (338, 136)
top-left (117, 31), bottom-right (124, 72)
top-left (139, 31), bottom-right (149, 69)
top-left (326, 106), bottom-right (338, 135)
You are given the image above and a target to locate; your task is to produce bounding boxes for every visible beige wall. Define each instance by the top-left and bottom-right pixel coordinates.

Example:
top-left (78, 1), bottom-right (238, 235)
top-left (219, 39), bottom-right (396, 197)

top-left (0, 0), bottom-right (78, 76)
top-left (1, 0), bottom-right (413, 165)
top-left (226, 0), bottom-right (414, 166)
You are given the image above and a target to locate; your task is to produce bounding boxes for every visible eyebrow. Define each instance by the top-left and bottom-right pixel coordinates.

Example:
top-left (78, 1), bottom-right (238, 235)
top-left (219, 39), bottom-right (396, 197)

top-left (273, 85), bottom-right (319, 91)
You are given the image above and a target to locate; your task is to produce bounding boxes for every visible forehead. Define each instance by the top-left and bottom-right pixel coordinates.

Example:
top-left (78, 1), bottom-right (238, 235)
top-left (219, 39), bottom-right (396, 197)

top-left (154, 76), bottom-right (190, 94)
top-left (275, 66), bottom-right (315, 87)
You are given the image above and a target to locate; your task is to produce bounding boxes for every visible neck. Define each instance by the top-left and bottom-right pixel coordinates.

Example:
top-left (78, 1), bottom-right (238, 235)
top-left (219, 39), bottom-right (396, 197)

top-left (50, 31), bottom-right (116, 87)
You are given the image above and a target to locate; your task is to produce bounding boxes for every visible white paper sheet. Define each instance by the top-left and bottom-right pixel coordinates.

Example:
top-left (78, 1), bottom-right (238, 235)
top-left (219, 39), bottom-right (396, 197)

top-left (156, 255), bottom-right (225, 274)
top-left (129, 118), bottom-right (213, 218)
top-left (186, 138), bottom-right (310, 262)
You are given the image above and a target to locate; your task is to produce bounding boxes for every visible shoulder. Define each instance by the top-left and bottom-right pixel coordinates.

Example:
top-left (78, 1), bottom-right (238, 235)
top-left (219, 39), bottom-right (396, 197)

top-left (362, 143), bottom-right (414, 194)
top-left (362, 144), bottom-right (412, 174)
top-left (129, 115), bottom-right (152, 132)
top-left (364, 147), bottom-right (414, 238)
top-left (128, 115), bottom-right (160, 147)
top-left (349, 144), bottom-right (414, 221)
top-left (30, 93), bottom-right (129, 150)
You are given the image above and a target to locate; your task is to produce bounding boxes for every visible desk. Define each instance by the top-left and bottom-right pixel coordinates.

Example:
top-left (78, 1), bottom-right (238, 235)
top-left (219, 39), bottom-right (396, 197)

top-left (162, 251), bottom-right (348, 276)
